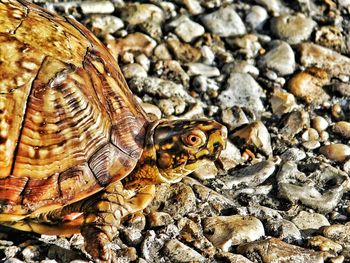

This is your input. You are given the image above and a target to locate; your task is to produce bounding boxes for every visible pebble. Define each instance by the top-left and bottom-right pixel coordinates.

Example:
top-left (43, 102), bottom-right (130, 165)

top-left (181, 0), bottom-right (204, 15)
top-left (270, 88), bottom-right (297, 116)
top-left (280, 110), bottom-right (310, 140)
top-left (245, 5), bottom-right (268, 30)
top-left (88, 15), bottom-right (124, 36)
top-left (128, 76), bottom-right (195, 106)
top-left (287, 68), bottom-right (330, 104)
top-left (319, 144), bottom-right (350, 162)
top-left (201, 5), bottom-right (246, 37)
top-left (187, 63), bottom-right (220, 77)
top-left (4, 259), bottom-right (25, 263)
top-left (312, 116), bottom-right (329, 133)
top-left (203, 215), bottom-right (265, 251)
top-left (163, 239), bottom-right (206, 262)
top-left (331, 82), bottom-right (350, 97)
top-left (177, 217), bottom-right (216, 257)
top-left (299, 43), bottom-right (350, 77)
top-left (258, 41), bottom-right (295, 76)
top-left (154, 60), bottom-right (189, 87)
top-left (266, 218), bottom-right (301, 241)
top-left (301, 128), bottom-right (319, 142)
top-left (215, 252), bottom-right (254, 263)
top-left (237, 238), bottom-right (325, 262)
top-left (232, 121), bottom-right (273, 156)
top-left (277, 162), bottom-right (350, 213)
top-left (315, 26), bottom-right (344, 52)
top-left (323, 224), bottom-right (350, 246)
top-left (281, 148), bottom-right (307, 162)
top-left (107, 32), bottom-right (157, 59)
top-left (166, 39), bottom-right (202, 63)
top-left (120, 227), bottom-right (143, 246)
top-left (120, 3), bottom-right (164, 26)
top-left (292, 211), bottom-right (330, 230)
top-left (332, 121), bottom-right (350, 139)
top-left (122, 63), bottom-right (147, 79)
top-left (140, 231), bottom-right (165, 261)
top-left (174, 18), bottom-right (205, 43)
top-left (271, 14), bottom-right (316, 44)
top-left (255, 0), bottom-right (287, 14)
top-left (308, 236), bottom-right (343, 253)
top-left (221, 160), bottom-right (275, 188)
top-left (147, 211), bottom-right (174, 228)
top-left (79, 1), bottom-right (114, 14)
top-left (218, 73), bottom-right (265, 112)
top-left (162, 183), bottom-right (197, 219)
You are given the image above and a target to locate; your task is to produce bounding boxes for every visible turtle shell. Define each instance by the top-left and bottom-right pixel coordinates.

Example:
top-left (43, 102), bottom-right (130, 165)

top-left (0, 0), bottom-right (149, 218)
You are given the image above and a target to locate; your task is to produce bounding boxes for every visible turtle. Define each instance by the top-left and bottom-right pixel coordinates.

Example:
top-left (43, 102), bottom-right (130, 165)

top-left (0, 0), bottom-right (227, 261)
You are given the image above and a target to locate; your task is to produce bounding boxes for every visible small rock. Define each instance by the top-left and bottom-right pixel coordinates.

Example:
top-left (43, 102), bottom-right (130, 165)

top-left (288, 68), bottom-right (330, 104)
top-left (280, 110), bottom-right (310, 140)
top-left (266, 218), bottom-right (302, 241)
top-left (299, 43), bottom-right (350, 77)
top-left (87, 15), bottom-right (124, 36)
top-left (120, 227), bottom-right (143, 246)
top-left (237, 238), bottom-right (325, 262)
top-left (187, 63), bottom-right (220, 77)
top-left (4, 259), bottom-right (25, 263)
top-left (163, 239), bottom-right (205, 262)
top-left (308, 236), bottom-right (343, 253)
top-left (221, 160), bottom-right (275, 188)
top-left (232, 121), bottom-right (273, 156)
top-left (312, 116), bottom-right (329, 133)
top-left (129, 77), bottom-right (195, 105)
top-left (270, 88), bottom-right (297, 116)
top-left (292, 211), bottom-right (330, 230)
top-left (166, 39), bottom-right (201, 63)
top-left (203, 215), bottom-right (265, 251)
top-left (120, 3), bottom-right (164, 26)
top-left (201, 5), bottom-right (246, 37)
top-left (147, 211), bottom-right (173, 228)
top-left (331, 82), bottom-right (350, 97)
top-left (281, 148), bottom-right (307, 161)
top-left (140, 231), bottom-right (165, 261)
top-left (323, 224), bottom-right (350, 246)
top-left (162, 183), bottom-right (197, 219)
top-left (301, 128), bottom-right (319, 142)
top-left (174, 18), bottom-right (205, 43)
top-left (320, 144), bottom-right (350, 162)
top-left (154, 44), bottom-right (172, 60)
top-left (181, 0), bottom-right (204, 15)
top-left (277, 162), bottom-right (350, 213)
top-left (315, 26), bottom-right (344, 52)
top-left (246, 5), bottom-right (268, 30)
top-left (154, 60), bottom-right (189, 87)
top-left (122, 63), bottom-right (147, 79)
top-left (258, 41), bottom-right (295, 76)
top-left (178, 217), bottom-right (216, 257)
top-left (80, 1), bottom-right (115, 14)
top-left (271, 14), bottom-right (316, 44)
top-left (332, 121), bottom-right (350, 139)
top-left (215, 252), bottom-right (254, 263)
top-left (254, 0), bottom-right (288, 14)
top-left (218, 73), bottom-right (265, 112)
top-left (107, 32), bottom-right (156, 59)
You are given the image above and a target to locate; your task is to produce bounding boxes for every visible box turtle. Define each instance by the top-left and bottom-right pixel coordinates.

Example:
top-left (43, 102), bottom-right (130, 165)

top-left (0, 0), bottom-right (227, 261)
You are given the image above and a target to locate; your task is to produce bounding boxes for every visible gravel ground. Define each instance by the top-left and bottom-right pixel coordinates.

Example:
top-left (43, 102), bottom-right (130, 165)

top-left (1, 0), bottom-right (350, 262)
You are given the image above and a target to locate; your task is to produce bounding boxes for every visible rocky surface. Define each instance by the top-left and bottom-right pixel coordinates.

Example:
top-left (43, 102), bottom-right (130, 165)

top-left (2, 0), bottom-right (350, 262)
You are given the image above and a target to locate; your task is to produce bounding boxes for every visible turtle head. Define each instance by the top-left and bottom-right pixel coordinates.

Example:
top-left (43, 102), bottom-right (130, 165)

top-left (150, 119), bottom-right (227, 183)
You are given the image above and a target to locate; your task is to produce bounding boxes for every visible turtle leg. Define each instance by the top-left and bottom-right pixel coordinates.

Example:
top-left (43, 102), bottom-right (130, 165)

top-left (81, 182), bottom-right (155, 262)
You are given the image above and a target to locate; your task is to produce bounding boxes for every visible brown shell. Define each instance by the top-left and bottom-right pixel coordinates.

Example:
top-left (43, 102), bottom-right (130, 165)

top-left (0, 0), bottom-right (149, 217)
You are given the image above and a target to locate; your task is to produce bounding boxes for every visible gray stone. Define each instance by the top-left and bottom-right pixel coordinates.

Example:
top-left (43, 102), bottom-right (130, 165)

top-left (201, 5), bottom-right (246, 37)
top-left (218, 73), bottom-right (265, 112)
top-left (292, 211), bottom-right (330, 230)
top-left (258, 41), bottom-right (295, 76)
top-left (163, 239), bottom-right (206, 262)
top-left (245, 5), bottom-right (268, 30)
top-left (271, 14), bottom-right (316, 44)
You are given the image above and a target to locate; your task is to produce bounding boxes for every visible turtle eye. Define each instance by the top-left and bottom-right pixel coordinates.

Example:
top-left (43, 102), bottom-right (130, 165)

top-left (182, 130), bottom-right (206, 147)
